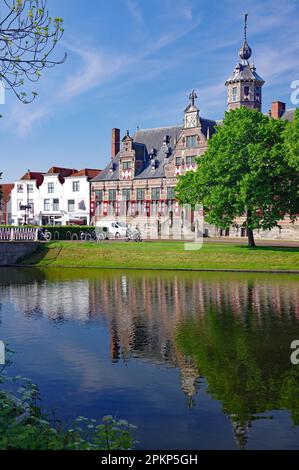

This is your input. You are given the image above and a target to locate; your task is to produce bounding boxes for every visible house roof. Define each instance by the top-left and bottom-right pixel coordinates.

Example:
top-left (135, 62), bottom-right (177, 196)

top-left (71, 169), bottom-right (102, 179)
top-left (20, 171), bottom-right (44, 187)
top-left (281, 108), bottom-right (297, 122)
top-left (92, 120), bottom-right (217, 182)
top-left (47, 167), bottom-right (77, 177)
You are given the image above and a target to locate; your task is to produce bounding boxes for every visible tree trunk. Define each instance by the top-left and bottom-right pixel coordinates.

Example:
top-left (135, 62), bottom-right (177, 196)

top-left (246, 209), bottom-right (256, 247)
top-left (247, 228), bottom-right (256, 248)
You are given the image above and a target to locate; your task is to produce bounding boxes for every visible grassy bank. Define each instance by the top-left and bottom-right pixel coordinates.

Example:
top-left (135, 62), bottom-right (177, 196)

top-left (18, 241), bottom-right (299, 272)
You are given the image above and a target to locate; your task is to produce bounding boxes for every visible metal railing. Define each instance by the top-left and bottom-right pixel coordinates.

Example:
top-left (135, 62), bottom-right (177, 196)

top-left (0, 227), bottom-right (38, 241)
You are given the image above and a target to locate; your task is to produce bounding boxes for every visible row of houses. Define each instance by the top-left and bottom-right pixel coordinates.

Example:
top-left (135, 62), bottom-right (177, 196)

top-left (6, 167), bottom-right (101, 226)
top-left (1, 18), bottom-right (298, 239)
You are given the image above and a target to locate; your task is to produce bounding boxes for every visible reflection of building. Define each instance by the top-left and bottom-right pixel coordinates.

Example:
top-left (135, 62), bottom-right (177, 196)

top-left (1, 272), bottom-right (299, 411)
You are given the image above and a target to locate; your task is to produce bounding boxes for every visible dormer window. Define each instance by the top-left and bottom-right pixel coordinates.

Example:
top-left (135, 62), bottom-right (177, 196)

top-left (186, 135), bottom-right (197, 148)
top-left (123, 161), bottom-right (131, 170)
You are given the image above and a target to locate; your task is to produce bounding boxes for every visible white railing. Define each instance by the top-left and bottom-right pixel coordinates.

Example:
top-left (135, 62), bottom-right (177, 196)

top-left (0, 227), bottom-right (38, 241)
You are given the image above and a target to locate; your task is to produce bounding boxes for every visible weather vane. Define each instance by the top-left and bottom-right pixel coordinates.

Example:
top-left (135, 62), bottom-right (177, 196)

top-left (189, 89), bottom-right (198, 106)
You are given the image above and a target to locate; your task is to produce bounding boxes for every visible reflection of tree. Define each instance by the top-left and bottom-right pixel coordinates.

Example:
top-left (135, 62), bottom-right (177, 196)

top-left (176, 307), bottom-right (299, 432)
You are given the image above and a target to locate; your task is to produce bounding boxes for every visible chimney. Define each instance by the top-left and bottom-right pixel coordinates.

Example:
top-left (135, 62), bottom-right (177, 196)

top-left (271, 101), bottom-right (286, 119)
top-left (112, 128), bottom-right (120, 158)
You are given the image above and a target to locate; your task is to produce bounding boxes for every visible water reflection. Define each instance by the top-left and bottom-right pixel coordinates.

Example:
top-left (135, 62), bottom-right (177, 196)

top-left (0, 268), bottom-right (299, 449)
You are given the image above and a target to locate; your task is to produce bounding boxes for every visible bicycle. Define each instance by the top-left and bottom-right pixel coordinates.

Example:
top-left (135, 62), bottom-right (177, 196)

top-left (38, 228), bottom-right (52, 242)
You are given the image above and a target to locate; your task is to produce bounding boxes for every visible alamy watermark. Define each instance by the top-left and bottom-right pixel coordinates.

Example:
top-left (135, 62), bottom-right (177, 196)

top-left (290, 80), bottom-right (299, 105)
top-left (95, 200), bottom-right (204, 251)
top-left (0, 80), bottom-right (5, 105)
top-left (290, 340), bottom-right (299, 366)
top-left (0, 340), bottom-right (5, 365)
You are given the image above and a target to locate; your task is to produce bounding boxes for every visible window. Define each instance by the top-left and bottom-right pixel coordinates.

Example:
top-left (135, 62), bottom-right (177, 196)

top-left (27, 184), bottom-right (34, 194)
top-left (73, 181), bottom-right (80, 192)
top-left (17, 184), bottom-right (23, 193)
top-left (176, 157), bottom-right (182, 166)
top-left (232, 87), bottom-right (238, 102)
top-left (109, 189), bottom-right (117, 201)
top-left (44, 199), bottom-right (50, 211)
top-left (95, 190), bottom-right (103, 202)
top-left (68, 200), bottom-right (75, 212)
top-left (48, 182), bottom-right (54, 194)
top-left (255, 87), bottom-right (261, 102)
top-left (53, 199), bottom-right (59, 211)
top-left (17, 199), bottom-right (23, 210)
top-left (137, 188), bottom-right (145, 201)
top-left (244, 86), bottom-right (250, 98)
top-left (123, 161), bottom-right (131, 170)
top-left (167, 187), bottom-right (175, 200)
top-left (186, 156), bottom-right (197, 165)
top-left (186, 135), bottom-right (197, 148)
top-left (122, 189), bottom-right (131, 200)
top-left (151, 187), bottom-right (160, 201)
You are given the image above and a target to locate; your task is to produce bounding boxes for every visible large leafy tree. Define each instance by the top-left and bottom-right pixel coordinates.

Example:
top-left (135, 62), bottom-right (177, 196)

top-left (0, 0), bottom-right (65, 103)
top-left (284, 108), bottom-right (299, 171)
top-left (176, 107), bottom-right (299, 247)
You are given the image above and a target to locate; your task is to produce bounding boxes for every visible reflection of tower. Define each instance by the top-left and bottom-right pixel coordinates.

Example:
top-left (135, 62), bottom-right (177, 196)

top-left (110, 320), bottom-right (120, 363)
top-left (230, 415), bottom-right (250, 450)
top-left (179, 357), bottom-right (200, 408)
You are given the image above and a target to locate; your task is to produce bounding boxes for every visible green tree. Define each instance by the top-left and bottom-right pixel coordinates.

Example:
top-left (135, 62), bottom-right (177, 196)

top-left (284, 108), bottom-right (299, 171)
top-left (0, 0), bottom-right (65, 103)
top-left (176, 107), bottom-right (299, 247)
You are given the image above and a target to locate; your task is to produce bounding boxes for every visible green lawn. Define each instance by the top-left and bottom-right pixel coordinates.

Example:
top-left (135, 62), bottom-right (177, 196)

top-left (18, 241), bottom-right (299, 272)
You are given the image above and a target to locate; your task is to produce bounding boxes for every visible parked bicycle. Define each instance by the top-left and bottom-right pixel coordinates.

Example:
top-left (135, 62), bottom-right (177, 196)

top-left (126, 227), bottom-right (142, 242)
top-left (38, 228), bottom-right (52, 242)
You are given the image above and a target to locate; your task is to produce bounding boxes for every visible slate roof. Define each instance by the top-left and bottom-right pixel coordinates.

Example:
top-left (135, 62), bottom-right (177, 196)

top-left (92, 119), bottom-right (217, 182)
top-left (226, 62), bottom-right (264, 84)
top-left (282, 109), bottom-right (297, 122)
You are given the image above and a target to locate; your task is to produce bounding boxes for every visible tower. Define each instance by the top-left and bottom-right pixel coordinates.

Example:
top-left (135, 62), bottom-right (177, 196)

top-left (225, 14), bottom-right (265, 111)
top-left (184, 89), bottom-right (200, 129)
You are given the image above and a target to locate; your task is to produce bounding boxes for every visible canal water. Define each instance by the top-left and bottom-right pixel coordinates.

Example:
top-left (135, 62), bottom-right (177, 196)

top-left (0, 268), bottom-right (299, 450)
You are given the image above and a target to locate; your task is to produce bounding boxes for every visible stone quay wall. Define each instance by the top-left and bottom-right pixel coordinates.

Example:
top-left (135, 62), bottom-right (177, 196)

top-left (0, 242), bottom-right (39, 266)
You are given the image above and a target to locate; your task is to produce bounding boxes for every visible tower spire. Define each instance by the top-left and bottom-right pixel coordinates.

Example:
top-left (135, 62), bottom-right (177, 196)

top-left (239, 13), bottom-right (252, 61)
top-left (244, 13), bottom-right (248, 42)
top-left (225, 14), bottom-right (265, 112)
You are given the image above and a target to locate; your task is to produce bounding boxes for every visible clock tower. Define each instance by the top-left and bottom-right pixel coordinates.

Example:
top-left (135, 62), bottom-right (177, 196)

top-left (225, 14), bottom-right (265, 112)
top-left (184, 90), bottom-right (200, 129)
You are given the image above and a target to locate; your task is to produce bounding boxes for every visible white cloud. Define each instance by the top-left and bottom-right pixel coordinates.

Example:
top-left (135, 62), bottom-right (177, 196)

top-left (126, 0), bottom-right (144, 25)
top-left (7, 105), bottom-right (50, 137)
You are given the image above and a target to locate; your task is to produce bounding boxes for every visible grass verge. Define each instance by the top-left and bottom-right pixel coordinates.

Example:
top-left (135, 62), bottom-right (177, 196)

top-left (18, 241), bottom-right (299, 272)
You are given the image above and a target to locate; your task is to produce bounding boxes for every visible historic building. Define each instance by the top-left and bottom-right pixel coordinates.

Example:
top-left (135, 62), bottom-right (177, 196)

top-left (91, 91), bottom-right (216, 235)
top-left (91, 16), bottom-right (298, 240)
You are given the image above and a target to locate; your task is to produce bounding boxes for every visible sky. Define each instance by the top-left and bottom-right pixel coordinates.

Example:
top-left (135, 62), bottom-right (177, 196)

top-left (1, 0), bottom-right (299, 182)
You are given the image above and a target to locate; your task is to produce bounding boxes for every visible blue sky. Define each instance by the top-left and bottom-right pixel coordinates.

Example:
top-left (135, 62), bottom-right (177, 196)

top-left (1, 0), bottom-right (299, 182)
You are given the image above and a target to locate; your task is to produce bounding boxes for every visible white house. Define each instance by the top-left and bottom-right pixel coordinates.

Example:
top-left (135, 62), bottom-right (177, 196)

top-left (11, 171), bottom-right (43, 226)
top-left (11, 167), bottom-right (101, 226)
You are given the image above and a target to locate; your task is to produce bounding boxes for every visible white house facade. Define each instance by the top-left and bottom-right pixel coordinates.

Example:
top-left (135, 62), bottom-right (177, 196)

top-left (11, 167), bottom-right (101, 226)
